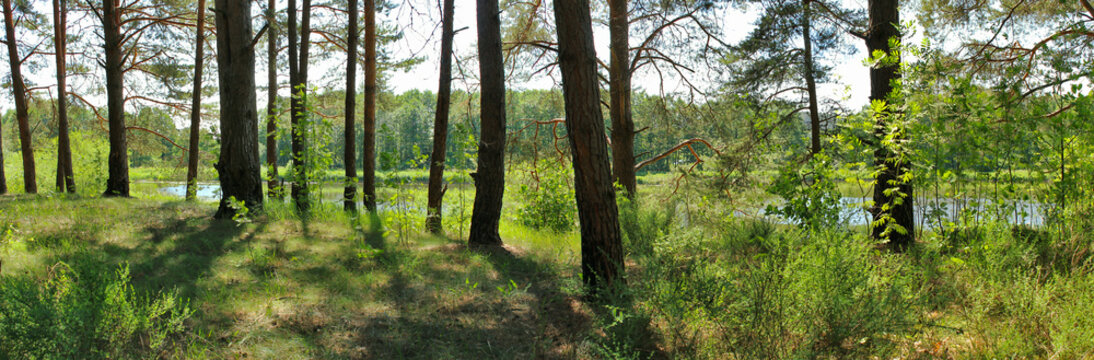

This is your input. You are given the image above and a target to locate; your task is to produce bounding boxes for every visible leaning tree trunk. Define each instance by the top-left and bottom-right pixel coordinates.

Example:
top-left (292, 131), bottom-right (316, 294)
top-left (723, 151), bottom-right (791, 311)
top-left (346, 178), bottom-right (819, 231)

top-left (468, 0), bottom-right (507, 247)
top-left (609, 0), bottom-right (636, 196)
top-left (425, 0), bottom-right (455, 234)
top-left (343, 0), bottom-right (358, 212)
top-left (266, 0), bottom-right (280, 199)
top-left (555, 0), bottom-right (625, 293)
top-left (361, 0), bottom-right (378, 212)
top-left (803, 0), bottom-right (821, 155)
top-left (4, 0), bottom-right (37, 194)
top-left (213, 0), bottom-right (263, 219)
top-left (185, 0), bottom-right (206, 201)
top-left (289, 0), bottom-right (313, 212)
top-left (102, 0), bottom-right (128, 197)
top-left (867, 0), bottom-right (914, 250)
top-left (53, 0), bottom-right (75, 193)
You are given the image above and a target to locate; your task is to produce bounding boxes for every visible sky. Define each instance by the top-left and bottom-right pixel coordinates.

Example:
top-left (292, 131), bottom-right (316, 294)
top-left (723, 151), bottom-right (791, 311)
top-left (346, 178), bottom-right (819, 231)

top-left (382, 0), bottom-right (875, 109)
top-left (4, 0), bottom-right (880, 119)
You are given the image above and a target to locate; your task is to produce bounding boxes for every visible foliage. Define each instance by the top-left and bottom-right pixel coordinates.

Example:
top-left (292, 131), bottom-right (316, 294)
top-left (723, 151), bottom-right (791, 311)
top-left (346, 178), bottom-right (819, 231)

top-left (764, 153), bottom-right (843, 229)
top-left (514, 161), bottom-right (576, 232)
top-left (0, 257), bottom-right (192, 359)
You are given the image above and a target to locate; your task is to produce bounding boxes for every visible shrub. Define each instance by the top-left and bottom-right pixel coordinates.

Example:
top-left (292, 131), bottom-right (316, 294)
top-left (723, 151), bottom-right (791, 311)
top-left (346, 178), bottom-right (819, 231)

top-left (515, 161), bottom-right (576, 232)
top-left (0, 257), bottom-right (193, 359)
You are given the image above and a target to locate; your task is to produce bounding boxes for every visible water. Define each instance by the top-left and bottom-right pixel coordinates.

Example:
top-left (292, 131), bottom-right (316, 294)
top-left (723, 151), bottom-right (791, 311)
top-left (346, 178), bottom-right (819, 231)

top-left (818, 197), bottom-right (1047, 227)
top-left (160, 184), bottom-right (1049, 226)
top-left (157, 184), bottom-right (444, 213)
top-left (159, 184), bottom-right (222, 200)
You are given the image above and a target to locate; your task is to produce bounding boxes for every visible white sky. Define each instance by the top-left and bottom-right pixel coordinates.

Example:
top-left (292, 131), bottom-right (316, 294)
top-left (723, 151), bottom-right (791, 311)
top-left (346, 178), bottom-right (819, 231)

top-left (385, 1), bottom-right (874, 109)
top-left (4, 0), bottom-right (886, 120)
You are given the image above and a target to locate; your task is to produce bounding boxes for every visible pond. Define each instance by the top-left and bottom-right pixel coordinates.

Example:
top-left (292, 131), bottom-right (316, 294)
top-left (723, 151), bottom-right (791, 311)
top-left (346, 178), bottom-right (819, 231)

top-left (160, 184), bottom-right (1049, 227)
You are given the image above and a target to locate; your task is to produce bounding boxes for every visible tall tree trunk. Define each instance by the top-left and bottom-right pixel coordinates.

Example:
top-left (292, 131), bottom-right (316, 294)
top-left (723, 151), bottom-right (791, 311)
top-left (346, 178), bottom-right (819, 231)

top-left (803, 0), bottom-right (821, 155)
top-left (0, 120), bottom-right (5, 193)
top-left (102, 0), bottom-right (128, 197)
top-left (554, 0), bottom-right (625, 293)
top-left (266, 0), bottom-right (280, 199)
top-left (4, 0), bottom-right (37, 194)
top-left (290, 0), bottom-right (312, 212)
top-left (468, 0), bottom-right (506, 247)
top-left (213, 0), bottom-right (263, 219)
top-left (867, 0), bottom-right (913, 250)
top-left (361, 0), bottom-right (377, 212)
top-left (343, 0), bottom-right (358, 212)
top-left (53, 0), bottom-right (75, 193)
top-left (609, 0), bottom-right (636, 196)
top-left (185, 0), bottom-right (206, 201)
top-left (425, 0), bottom-right (455, 234)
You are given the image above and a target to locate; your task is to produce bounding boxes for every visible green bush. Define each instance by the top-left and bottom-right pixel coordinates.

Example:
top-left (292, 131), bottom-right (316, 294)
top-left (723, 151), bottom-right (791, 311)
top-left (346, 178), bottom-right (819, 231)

top-left (515, 161), bottom-right (576, 232)
top-left (0, 257), bottom-right (193, 359)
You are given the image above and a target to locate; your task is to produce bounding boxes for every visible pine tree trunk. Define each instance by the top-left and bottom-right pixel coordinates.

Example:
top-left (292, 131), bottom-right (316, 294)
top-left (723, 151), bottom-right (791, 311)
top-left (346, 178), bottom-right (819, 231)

top-left (468, 0), bottom-right (507, 247)
top-left (609, 0), bottom-right (636, 196)
top-left (867, 0), bottom-right (914, 250)
top-left (344, 0), bottom-right (358, 212)
top-left (289, 0), bottom-right (312, 212)
top-left (53, 0), bottom-right (75, 193)
top-left (266, 0), bottom-right (280, 199)
top-left (425, 0), bottom-right (455, 234)
top-left (0, 120), bottom-right (6, 193)
top-left (361, 0), bottom-right (378, 212)
top-left (213, 0), bottom-right (263, 219)
top-left (4, 0), bottom-right (37, 194)
top-left (185, 0), bottom-right (206, 201)
top-left (803, 0), bottom-right (821, 155)
top-left (555, 0), bottom-right (625, 293)
top-left (102, 0), bottom-right (128, 197)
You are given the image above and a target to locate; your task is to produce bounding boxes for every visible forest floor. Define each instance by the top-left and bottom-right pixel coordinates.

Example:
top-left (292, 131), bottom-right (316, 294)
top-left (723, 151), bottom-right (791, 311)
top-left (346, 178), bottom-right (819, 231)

top-left (2, 179), bottom-right (1093, 359)
top-left (0, 195), bottom-right (613, 359)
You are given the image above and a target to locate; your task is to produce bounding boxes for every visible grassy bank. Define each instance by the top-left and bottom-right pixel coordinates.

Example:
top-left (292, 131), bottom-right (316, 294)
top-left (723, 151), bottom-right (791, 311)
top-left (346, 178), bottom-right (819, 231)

top-left (1, 186), bottom-right (1092, 358)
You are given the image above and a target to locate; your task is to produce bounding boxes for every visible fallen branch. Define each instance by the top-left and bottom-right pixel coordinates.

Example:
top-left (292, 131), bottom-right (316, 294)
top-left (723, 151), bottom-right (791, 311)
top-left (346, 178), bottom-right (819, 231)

top-left (634, 138), bottom-right (720, 171)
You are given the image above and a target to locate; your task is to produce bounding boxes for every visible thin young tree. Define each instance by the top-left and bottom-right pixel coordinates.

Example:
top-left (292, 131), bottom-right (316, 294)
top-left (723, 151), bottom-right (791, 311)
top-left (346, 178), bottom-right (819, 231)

top-left (213, 0), bottom-right (263, 218)
top-left (425, 0), bottom-right (455, 234)
top-left (866, 0), bottom-right (913, 250)
top-left (3, 0), bottom-right (37, 193)
top-left (53, 0), bottom-right (75, 193)
top-left (185, 0), bottom-right (207, 201)
top-left (266, 0), bottom-right (280, 199)
top-left (554, 0), bottom-right (625, 292)
top-left (468, 0), bottom-right (507, 247)
top-left (361, 0), bottom-right (378, 212)
top-left (343, 0), bottom-right (359, 211)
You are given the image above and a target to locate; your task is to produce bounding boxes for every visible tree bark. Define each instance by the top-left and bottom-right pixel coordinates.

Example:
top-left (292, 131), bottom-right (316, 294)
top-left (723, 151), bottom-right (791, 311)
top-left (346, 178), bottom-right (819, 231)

top-left (867, 0), bottom-right (914, 250)
top-left (185, 0), bottom-right (206, 201)
top-left (609, 0), bottom-right (636, 196)
top-left (0, 119), bottom-right (5, 193)
top-left (555, 0), bottom-right (625, 292)
top-left (102, 0), bottom-right (128, 197)
top-left (361, 0), bottom-right (377, 212)
top-left (53, 0), bottom-right (75, 193)
top-left (266, 0), bottom-right (280, 199)
top-left (425, 0), bottom-right (455, 234)
top-left (803, 0), bottom-right (821, 155)
top-left (4, 0), bottom-right (37, 194)
top-left (468, 0), bottom-right (507, 247)
top-left (213, 0), bottom-right (263, 219)
top-left (289, 0), bottom-right (312, 212)
top-left (344, 0), bottom-right (359, 212)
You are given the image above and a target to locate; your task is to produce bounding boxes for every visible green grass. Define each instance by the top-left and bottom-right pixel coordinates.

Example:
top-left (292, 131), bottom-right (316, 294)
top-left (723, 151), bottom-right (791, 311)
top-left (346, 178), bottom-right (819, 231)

top-left (2, 171), bottom-right (1093, 359)
top-left (0, 196), bottom-right (599, 358)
